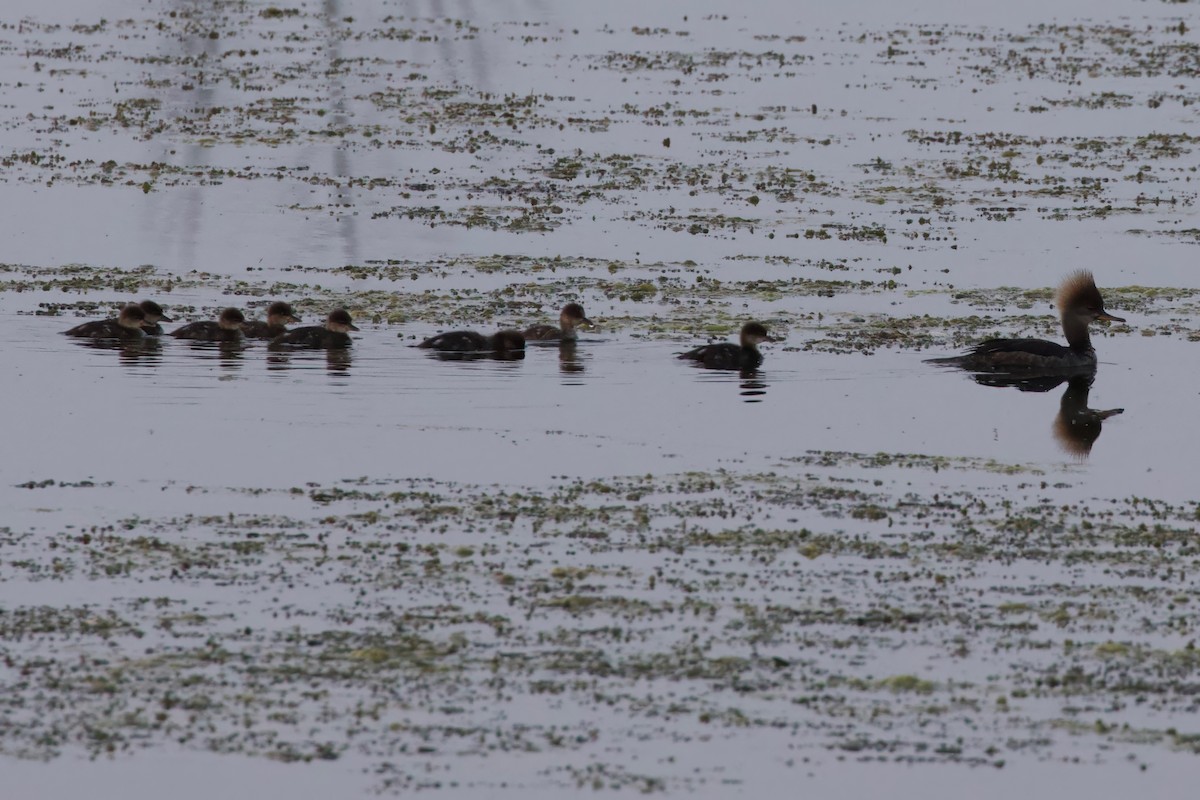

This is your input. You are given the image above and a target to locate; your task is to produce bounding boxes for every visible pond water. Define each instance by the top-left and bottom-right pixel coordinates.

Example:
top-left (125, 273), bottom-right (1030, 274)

top-left (3, 0), bottom-right (1200, 796)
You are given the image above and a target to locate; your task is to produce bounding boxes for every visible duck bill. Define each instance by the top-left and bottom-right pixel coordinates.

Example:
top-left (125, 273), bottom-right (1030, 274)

top-left (1097, 311), bottom-right (1125, 323)
top-left (348, 323), bottom-right (361, 332)
top-left (159, 315), bottom-right (173, 322)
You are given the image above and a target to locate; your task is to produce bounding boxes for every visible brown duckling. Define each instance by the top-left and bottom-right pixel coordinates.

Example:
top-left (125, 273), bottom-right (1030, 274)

top-left (138, 300), bottom-right (172, 336)
top-left (270, 308), bottom-right (358, 348)
top-left (678, 321), bottom-right (775, 370)
top-left (242, 301), bottom-right (301, 339)
top-left (417, 329), bottom-right (526, 354)
top-left (171, 307), bottom-right (247, 342)
top-left (523, 303), bottom-right (593, 341)
top-left (64, 304), bottom-right (147, 340)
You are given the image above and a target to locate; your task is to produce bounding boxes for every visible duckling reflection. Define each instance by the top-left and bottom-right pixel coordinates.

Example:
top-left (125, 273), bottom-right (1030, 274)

top-left (1052, 374), bottom-right (1123, 458)
top-left (740, 374), bottom-right (768, 402)
top-left (179, 339), bottom-right (246, 371)
top-left (73, 336), bottom-right (163, 366)
top-left (263, 346), bottom-right (354, 374)
top-left (558, 340), bottom-right (585, 374)
top-left (325, 347), bottom-right (353, 375)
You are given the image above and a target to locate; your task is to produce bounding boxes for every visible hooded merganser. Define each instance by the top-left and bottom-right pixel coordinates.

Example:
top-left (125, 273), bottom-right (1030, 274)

top-left (170, 307), bottom-right (247, 341)
top-left (64, 304), bottom-right (146, 339)
top-left (270, 308), bottom-right (358, 348)
top-left (242, 301), bottom-right (301, 339)
top-left (524, 303), bottom-right (594, 341)
top-left (678, 321), bottom-right (775, 370)
top-left (139, 300), bottom-right (172, 335)
top-left (417, 329), bottom-right (527, 354)
top-left (926, 271), bottom-right (1124, 373)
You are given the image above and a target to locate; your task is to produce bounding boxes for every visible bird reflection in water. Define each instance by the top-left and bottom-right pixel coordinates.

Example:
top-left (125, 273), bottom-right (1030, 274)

top-left (72, 337), bottom-right (163, 368)
top-left (325, 347), bottom-right (352, 376)
top-left (180, 340), bottom-right (246, 373)
top-left (1052, 374), bottom-right (1123, 458)
top-left (970, 371), bottom-right (1123, 458)
top-left (739, 371), bottom-right (768, 402)
top-left (426, 349), bottom-right (526, 363)
top-left (266, 347), bottom-right (354, 375)
top-left (558, 341), bottom-right (585, 375)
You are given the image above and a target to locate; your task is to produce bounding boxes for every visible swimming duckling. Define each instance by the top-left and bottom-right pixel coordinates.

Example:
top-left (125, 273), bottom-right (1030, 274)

top-left (171, 307), bottom-right (246, 341)
top-left (926, 271), bottom-right (1124, 373)
top-left (138, 300), bottom-right (172, 336)
top-left (63, 305), bottom-right (147, 339)
top-left (678, 321), bottom-right (775, 370)
top-left (524, 303), bottom-right (594, 341)
top-left (270, 308), bottom-right (358, 348)
top-left (242, 301), bottom-right (301, 339)
top-left (417, 329), bottom-right (526, 354)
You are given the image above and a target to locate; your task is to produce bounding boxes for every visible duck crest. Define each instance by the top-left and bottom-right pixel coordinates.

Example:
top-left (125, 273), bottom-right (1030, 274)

top-left (1055, 270), bottom-right (1101, 314)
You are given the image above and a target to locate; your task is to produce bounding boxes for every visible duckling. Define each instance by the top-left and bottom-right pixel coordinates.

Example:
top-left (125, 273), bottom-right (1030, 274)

top-left (170, 307), bottom-right (246, 342)
top-left (138, 300), bottom-right (172, 336)
top-left (678, 321), bottom-right (775, 370)
top-left (242, 301), bottom-right (301, 339)
top-left (270, 308), bottom-right (358, 348)
top-left (63, 305), bottom-right (147, 339)
top-left (524, 303), bottom-right (594, 341)
top-left (417, 329), bottom-right (526, 354)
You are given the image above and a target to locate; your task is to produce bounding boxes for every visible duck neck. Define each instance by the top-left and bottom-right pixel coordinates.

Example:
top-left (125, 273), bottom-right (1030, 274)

top-left (1061, 314), bottom-right (1093, 354)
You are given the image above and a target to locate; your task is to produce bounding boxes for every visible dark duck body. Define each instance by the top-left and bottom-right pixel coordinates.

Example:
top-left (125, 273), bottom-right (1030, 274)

top-left (138, 300), bottom-right (172, 336)
top-left (171, 307), bottom-right (246, 341)
top-left (243, 301), bottom-right (301, 339)
top-left (523, 303), bottom-right (593, 341)
top-left (64, 305), bottom-right (147, 339)
top-left (418, 329), bottom-right (526, 354)
top-left (926, 271), bottom-right (1124, 374)
top-left (270, 308), bottom-right (358, 348)
top-left (678, 322), bottom-right (775, 370)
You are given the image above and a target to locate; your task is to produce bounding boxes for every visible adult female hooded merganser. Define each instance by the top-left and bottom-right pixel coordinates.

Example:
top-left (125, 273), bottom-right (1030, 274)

top-left (678, 321), bottom-right (775, 370)
top-left (926, 271), bottom-right (1124, 373)
top-left (138, 300), bottom-right (172, 335)
top-left (270, 308), bottom-right (358, 348)
top-left (170, 307), bottom-right (246, 341)
top-left (524, 303), bottom-right (594, 341)
top-left (64, 304), bottom-right (146, 339)
top-left (242, 301), bottom-right (301, 339)
top-left (417, 329), bottom-right (526, 354)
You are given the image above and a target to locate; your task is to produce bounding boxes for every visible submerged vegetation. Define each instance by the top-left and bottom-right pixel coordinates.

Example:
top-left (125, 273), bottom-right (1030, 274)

top-left (5, 459), bottom-right (1199, 787)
